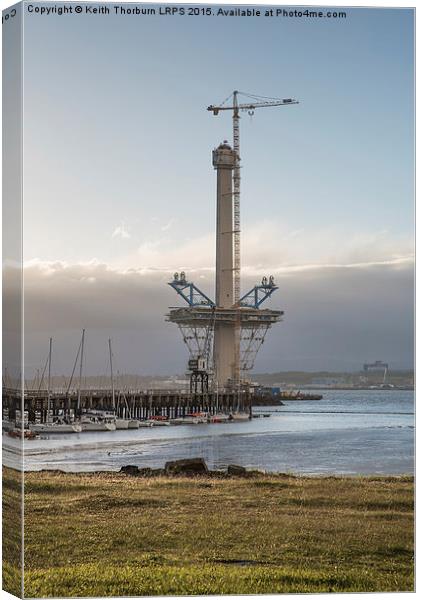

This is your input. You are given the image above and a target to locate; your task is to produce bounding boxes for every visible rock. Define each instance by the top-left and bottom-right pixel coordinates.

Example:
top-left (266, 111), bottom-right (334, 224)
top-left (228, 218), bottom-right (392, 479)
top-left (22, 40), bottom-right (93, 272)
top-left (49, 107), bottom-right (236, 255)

top-left (120, 465), bottom-right (139, 476)
top-left (137, 467), bottom-right (153, 477)
top-left (208, 470), bottom-right (227, 478)
top-left (165, 458), bottom-right (208, 476)
top-left (150, 468), bottom-right (165, 476)
top-left (227, 464), bottom-right (247, 476)
top-left (246, 469), bottom-right (265, 477)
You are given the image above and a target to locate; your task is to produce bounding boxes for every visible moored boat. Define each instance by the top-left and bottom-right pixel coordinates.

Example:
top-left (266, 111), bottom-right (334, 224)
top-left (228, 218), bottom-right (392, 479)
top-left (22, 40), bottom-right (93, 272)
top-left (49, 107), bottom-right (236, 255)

top-left (169, 417), bottom-right (197, 425)
top-left (229, 412), bottom-right (250, 421)
top-left (146, 416), bottom-right (171, 426)
top-left (187, 412), bottom-right (208, 424)
top-left (208, 413), bottom-right (231, 423)
top-left (30, 421), bottom-right (82, 434)
top-left (145, 418), bottom-right (171, 426)
top-left (170, 412), bottom-right (208, 425)
top-left (79, 411), bottom-right (117, 432)
top-left (8, 429), bottom-right (39, 440)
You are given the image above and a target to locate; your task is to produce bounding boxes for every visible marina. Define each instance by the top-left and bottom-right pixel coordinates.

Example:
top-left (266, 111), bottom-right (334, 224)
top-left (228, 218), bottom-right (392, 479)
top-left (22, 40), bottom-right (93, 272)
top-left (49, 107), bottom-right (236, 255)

top-left (2, 385), bottom-right (252, 434)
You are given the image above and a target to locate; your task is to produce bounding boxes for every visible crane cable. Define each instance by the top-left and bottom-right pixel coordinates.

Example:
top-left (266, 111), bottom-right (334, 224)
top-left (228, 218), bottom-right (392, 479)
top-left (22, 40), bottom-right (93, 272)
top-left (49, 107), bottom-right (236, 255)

top-left (219, 91), bottom-right (234, 107)
top-left (237, 91), bottom-right (285, 102)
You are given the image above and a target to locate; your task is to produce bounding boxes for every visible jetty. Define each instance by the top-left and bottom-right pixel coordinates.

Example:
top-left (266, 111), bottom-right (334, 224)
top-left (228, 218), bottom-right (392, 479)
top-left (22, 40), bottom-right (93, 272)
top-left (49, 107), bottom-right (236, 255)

top-left (2, 387), bottom-right (251, 425)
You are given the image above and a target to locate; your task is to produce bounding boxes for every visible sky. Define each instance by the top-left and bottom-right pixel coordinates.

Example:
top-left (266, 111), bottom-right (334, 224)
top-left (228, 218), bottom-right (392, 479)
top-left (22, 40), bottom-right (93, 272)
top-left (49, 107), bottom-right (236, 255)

top-left (14, 2), bottom-right (414, 376)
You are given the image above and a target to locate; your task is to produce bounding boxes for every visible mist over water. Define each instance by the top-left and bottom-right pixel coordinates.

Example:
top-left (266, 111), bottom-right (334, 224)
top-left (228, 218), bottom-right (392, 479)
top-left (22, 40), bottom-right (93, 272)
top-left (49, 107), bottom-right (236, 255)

top-left (6, 390), bottom-right (413, 476)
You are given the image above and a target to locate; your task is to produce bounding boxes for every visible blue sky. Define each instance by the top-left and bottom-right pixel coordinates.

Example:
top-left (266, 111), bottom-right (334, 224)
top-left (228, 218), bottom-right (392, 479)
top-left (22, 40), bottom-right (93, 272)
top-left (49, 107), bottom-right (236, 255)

top-left (17, 3), bottom-right (414, 373)
top-left (23, 5), bottom-right (414, 266)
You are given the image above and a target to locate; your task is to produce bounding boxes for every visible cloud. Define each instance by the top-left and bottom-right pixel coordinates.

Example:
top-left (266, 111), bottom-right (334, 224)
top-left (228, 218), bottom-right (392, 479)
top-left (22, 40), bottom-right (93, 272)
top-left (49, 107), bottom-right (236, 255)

top-left (113, 219), bottom-right (413, 279)
top-left (161, 218), bottom-right (176, 232)
top-left (134, 233), bottom-right (215, 273)
top-left (240, 221), bottom-right (414, 274)
top-left (111, 223), bottom-right (131, 239)
top-left (4, 256), bottom-right (414, 376)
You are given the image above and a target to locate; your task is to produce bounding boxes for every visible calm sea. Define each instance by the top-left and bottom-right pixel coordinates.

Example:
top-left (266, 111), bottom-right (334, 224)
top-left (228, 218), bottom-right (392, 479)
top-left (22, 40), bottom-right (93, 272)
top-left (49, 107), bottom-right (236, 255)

top-left (4, 389), bottom-right (414, 475)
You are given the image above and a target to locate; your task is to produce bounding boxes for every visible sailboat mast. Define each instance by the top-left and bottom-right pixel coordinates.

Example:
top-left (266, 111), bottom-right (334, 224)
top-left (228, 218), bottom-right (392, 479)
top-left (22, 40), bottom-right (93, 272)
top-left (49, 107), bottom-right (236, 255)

top-left (47, 337), bottom-right (52, 422)
top-left (77, 329), bottom-right (85, 411)
top-left (109, 338), bottom-right (115, 410)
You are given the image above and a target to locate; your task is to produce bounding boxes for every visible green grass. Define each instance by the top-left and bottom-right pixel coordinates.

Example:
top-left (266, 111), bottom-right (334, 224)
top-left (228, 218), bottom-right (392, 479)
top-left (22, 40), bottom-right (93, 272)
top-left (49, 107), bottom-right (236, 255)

top-left (2, 467), bottom-right (23, 597)
top-left (5, 467), bottom-right (415, 597)
top-left (24, 563), bottom-right (410, 597)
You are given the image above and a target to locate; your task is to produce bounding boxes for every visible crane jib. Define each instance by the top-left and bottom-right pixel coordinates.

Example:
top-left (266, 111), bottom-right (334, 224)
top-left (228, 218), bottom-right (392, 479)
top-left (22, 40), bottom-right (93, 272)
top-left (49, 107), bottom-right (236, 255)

top-left (207, 100), bottom-right (298, 113)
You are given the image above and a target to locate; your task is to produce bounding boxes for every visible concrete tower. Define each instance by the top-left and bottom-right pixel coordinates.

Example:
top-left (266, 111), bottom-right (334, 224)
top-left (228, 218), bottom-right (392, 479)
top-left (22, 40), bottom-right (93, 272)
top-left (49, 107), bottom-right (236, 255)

top-left (167, 139), bottom-right (282, 396)
top-left (213, 141), bottom-right (236, 387)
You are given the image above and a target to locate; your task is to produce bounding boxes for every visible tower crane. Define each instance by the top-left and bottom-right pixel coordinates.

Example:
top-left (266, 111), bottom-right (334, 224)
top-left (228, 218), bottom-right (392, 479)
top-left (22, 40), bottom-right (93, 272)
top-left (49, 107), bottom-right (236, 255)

top-left (207, 91), bottom-right (299, 306)
top-left (207, 90), bottom-right (298, 385)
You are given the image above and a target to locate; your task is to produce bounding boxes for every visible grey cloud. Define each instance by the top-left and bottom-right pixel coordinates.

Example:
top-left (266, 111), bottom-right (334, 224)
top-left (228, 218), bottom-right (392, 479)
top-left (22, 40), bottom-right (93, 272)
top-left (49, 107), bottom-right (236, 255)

top-left (4, 260), bottom-right (413, 377)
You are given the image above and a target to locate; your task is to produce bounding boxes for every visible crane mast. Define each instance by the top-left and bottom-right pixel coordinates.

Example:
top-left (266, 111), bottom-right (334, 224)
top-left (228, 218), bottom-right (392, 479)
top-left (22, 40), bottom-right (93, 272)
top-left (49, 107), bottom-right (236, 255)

top-left (232, 92), bottom-right (241, 386)
top-left (232, 91), bottom-right (241, 307)
top-left (207, 91), bottom-right (298, 386)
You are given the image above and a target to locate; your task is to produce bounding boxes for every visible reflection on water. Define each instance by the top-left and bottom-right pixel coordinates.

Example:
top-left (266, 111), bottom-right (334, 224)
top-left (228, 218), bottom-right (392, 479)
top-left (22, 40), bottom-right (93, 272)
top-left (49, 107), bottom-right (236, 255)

top-left (4, 390), bottom-right (414, 475)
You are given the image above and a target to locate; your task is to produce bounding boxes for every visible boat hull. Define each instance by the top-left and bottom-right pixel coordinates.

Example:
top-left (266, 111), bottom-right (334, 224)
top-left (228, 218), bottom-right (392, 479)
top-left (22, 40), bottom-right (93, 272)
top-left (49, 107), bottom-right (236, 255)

top-left (30, 423), bottom-right (81, 434)
top-left (230, 413), bottom-right (250, 421)
top-left (208, 414), bottom-right (231, 423)
top-left (81, 422), bottom-right (116, 432)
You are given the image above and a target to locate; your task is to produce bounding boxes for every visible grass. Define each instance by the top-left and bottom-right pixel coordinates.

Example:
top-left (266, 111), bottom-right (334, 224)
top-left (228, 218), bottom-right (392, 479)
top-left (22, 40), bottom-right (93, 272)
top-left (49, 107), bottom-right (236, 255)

top-left (3, 467), bottom-right (415, 597)
top-left (2, 467), bottom-right (23, 597)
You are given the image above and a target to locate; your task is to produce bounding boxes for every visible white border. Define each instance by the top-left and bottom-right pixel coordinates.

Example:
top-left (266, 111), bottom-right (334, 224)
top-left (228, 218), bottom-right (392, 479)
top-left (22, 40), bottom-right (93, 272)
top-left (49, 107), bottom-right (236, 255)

top-left (0, 2), bottom-right (416, 600)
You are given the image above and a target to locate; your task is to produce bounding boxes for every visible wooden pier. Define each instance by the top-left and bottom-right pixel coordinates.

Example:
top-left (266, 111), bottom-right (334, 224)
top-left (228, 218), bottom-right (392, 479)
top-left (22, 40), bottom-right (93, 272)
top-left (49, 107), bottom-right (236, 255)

top-left (2, 387), bottom-right (252, 423)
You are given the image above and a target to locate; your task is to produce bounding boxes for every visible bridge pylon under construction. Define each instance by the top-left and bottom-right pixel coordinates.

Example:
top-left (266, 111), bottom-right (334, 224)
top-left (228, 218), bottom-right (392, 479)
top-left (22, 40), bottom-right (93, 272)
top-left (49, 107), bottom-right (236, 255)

top-left (167, 139), bottom-right (283, 392)
top-left (167, 91), bottom-right (298, 393)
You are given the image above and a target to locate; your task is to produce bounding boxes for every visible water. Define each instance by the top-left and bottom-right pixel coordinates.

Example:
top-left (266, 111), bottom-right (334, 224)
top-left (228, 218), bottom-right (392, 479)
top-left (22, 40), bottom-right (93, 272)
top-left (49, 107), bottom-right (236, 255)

top-left (3, 390), bottom-right (414, 475)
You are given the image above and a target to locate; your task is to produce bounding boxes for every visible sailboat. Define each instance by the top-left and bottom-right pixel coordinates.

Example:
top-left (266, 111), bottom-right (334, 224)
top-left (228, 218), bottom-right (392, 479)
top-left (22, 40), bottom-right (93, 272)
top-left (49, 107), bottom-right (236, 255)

top-left (80, 410), bottom-right (117, 431)
top-left (30, 338), bottom-right (82, 434)
top-left (31, 420), bottom-right (82, 434)
top-left (109, 341), bottom-right (141, 429)
top-left (109, 339), bottom-right (133, 430)
top-left (75, 332), bottom-right (116, 432)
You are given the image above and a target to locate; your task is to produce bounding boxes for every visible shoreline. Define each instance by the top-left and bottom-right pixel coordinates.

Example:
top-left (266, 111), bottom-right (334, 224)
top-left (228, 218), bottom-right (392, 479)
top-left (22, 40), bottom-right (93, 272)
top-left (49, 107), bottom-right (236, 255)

top-left (2, 463), bottom-right (415, 480)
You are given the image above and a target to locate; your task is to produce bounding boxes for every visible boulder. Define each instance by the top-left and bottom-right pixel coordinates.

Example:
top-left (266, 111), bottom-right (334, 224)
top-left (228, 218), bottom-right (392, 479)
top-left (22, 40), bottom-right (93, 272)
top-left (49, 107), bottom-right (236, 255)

top-left (208, 470), bottom-right (227, 478)
top-left (150, 468), bottom-right (166, 476)
top-left (137, 467), bottom-right (153, 477)
top-left (120, 465), bottom-right (139, 476)
top-left (165, 458), bottom-right (208, 476)
top-left (227, 464), bottom-right (247, 476)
